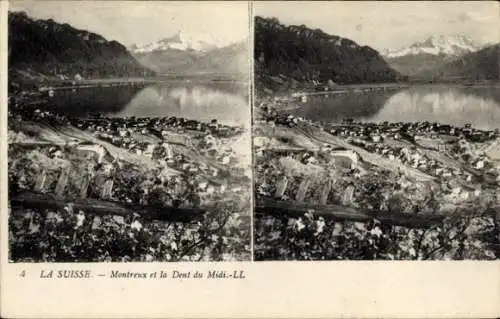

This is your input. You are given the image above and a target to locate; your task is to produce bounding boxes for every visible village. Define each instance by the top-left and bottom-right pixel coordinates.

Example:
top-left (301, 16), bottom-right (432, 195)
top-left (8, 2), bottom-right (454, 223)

top-left (8, 91), bottom-right (252, 262)
top-left (253, 97), bottom-right (500, 260)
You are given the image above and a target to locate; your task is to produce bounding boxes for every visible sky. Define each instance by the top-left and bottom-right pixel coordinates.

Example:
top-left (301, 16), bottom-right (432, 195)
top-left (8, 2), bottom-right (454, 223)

top-left (9, 0), bottom-right (250, 47)
top-left (255, 1), bottom-right (499, 51)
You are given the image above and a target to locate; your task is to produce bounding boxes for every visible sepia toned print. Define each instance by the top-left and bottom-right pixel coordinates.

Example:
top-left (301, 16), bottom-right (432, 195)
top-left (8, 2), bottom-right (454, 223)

top-left (7, 0), bottom-right (252, 262)
top-left (253, 1), bottom-right (500, 260)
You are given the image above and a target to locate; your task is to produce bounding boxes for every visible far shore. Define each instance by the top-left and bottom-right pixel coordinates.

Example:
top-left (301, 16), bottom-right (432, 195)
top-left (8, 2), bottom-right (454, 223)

top-left (11, 73), bottom-right (250, 92)
top-left (261, 81), bottom-right (500, 100)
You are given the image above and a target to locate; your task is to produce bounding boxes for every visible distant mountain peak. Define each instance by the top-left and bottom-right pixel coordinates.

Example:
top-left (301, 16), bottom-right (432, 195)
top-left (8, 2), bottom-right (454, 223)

top-left (385, 35), bottom-right (483, 58)
top-left (130, 30), bottom-right (218, 54)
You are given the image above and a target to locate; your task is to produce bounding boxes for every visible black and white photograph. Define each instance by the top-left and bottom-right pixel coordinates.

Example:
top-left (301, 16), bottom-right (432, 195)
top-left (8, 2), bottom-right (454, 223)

top-left (7, 0), bottom-right (252, 262)
top-left (2, 1), bottom-right (500, 318)
top-left (253, 1), bottom-right (500, 260)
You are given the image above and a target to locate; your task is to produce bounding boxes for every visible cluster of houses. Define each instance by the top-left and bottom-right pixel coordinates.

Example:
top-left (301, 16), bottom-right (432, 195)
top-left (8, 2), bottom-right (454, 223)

top-left (256, 101), bottom-right (500, 206)
top-left (18, 113), bottom-right (245, 205)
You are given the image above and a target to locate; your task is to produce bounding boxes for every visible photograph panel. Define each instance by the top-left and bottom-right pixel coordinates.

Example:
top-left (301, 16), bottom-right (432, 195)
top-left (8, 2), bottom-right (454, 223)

top-left (7, 0), bottom-right (252, 262)
top-left (253, 1), bottom-right (500, 261)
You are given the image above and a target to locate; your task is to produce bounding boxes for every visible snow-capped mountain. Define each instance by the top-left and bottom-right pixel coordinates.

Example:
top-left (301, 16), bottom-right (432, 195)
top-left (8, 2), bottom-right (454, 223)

top-left (384, 35), bottom-right (482, 58)
top-left (382, 35), bottom-right (494, 79)
top-left (130, 31), bottom-right (218, 54)
top-left (130, 35), bottom-right (249, 77)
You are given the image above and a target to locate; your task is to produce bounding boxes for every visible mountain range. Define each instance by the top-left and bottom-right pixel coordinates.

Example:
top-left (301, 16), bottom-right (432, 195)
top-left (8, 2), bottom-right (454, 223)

top-left (383, 35), bottom-right (498, 81)
top-left (130, 31), bottom-right (218, 54)
top-left (130, 34), bottom-right (249, 77)
top-left (384, 35), bottom-right (483, 58)
top-left (8, 10), bottom-right (497, 90)
top-left (8, 11), bottom-right (154, 84)
top-left (426, 44), bottom-right (499, 81)
top-left (254, 16), bottom-right (404, 92)
top-left (8, 11), bottom-right (248, 89)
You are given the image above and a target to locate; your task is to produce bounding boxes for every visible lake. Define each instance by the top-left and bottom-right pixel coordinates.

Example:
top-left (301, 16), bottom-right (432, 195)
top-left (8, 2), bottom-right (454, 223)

top-left (290, 85), bottom-right (500, 130)
top-left (46, 81), bottom-right (250, 127)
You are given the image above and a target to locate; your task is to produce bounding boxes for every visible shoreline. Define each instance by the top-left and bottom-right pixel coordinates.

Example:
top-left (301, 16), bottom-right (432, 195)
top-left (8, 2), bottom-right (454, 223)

top-left (254, 96), bottom-right (500, 260)
top-left (257, 81), bottom-right (500, 101)
top-left (254, 97), bottom-right (500, 211)
top-left (9, 74), bottom-right (250, 95)
top-left (7, 100), bottom-right (253, 262)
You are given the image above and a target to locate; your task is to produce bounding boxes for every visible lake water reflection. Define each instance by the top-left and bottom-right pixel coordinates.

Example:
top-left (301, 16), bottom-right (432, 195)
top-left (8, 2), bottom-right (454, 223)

top-left (49, 81), bottom-right (250, 127)
top-left (290, 86), bottom-right (500, 130)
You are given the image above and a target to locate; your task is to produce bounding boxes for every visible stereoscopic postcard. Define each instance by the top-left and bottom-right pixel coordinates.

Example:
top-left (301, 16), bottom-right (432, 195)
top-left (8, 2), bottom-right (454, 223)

top-left (1, 0), bottom-right (499, 318)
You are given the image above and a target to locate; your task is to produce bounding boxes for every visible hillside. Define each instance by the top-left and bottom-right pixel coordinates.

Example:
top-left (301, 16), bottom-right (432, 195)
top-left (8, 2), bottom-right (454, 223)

top-left (428, 44), bottom-right (500, 81)
top-left (8, 11), bottom-right (154, 85)
top-left (132, 40), bottom-right (249, 78)
top-left (384, 54), bottom-right (454, 79)
top-left (254, 16), bottom-right (403, 91)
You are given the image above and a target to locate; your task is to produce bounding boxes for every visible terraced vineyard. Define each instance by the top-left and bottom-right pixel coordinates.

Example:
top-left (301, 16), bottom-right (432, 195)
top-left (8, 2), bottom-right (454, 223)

top-left (254, 100), bottom-right (500, 260)
top-left (8, 102), bottom-right (251, 262)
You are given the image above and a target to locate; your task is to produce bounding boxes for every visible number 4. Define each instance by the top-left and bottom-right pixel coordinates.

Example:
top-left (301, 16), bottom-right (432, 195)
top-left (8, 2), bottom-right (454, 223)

top-left (19, 270), bottom-right (25, 277)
